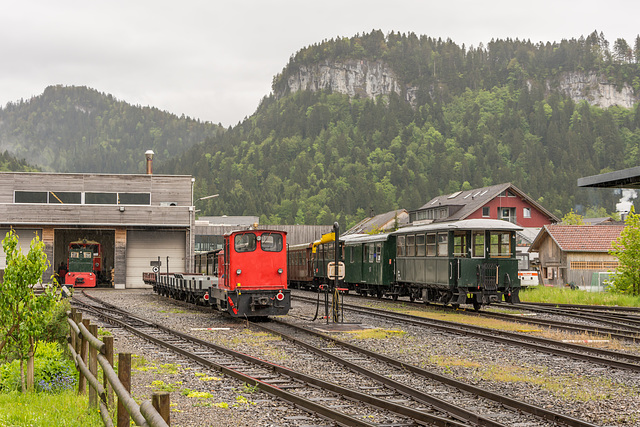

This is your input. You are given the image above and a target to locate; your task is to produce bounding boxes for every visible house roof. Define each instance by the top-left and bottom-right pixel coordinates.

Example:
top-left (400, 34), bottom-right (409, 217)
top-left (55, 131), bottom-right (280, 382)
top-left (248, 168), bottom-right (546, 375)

top-left (578, 166), bottom-right (640, 189)
top-left (529, 224), bottom-right (625, 253)
top-left (413, 183), bottom-right (560, 223)
top-left (344, 209), bottom-right (408, 235)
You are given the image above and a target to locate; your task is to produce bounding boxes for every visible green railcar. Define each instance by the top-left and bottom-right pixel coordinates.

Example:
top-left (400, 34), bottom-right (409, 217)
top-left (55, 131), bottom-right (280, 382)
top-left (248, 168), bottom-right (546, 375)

top-left (342, 233), bottom-right (396, 298)
top-left (391, 219), bottom-right (522, 309)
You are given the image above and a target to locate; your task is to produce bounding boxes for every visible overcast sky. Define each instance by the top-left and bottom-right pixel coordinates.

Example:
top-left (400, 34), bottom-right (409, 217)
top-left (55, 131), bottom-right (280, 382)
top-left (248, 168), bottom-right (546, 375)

top-left (1, 1), bottom-right (638, 126)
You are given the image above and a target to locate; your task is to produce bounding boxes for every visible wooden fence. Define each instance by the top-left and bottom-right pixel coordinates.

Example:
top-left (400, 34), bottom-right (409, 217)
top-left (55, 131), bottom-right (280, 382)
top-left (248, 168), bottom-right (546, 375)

top-left (67, 308), bottom-right (170, 427)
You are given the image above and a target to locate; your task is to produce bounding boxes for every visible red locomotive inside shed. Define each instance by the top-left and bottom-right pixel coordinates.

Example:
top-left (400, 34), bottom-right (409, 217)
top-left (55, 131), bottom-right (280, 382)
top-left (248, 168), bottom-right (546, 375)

top-left (65, 239), bottom-right (103, 288)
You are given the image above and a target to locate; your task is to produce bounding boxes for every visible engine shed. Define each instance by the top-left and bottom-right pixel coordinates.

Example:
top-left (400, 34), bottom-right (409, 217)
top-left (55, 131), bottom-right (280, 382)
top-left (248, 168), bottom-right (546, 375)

top-left (0, 171), bottom-right (195, 288)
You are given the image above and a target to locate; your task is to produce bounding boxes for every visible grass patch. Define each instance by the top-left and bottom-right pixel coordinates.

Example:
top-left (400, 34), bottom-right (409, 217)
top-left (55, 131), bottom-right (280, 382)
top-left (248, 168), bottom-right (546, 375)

top-left (425, 355), bottom-right (639, 403)
top-left (343, 328), bottom-right (406, 340)
top-left (521, 286), bottom-right (640, 306)
top-left (0, 390), bottom-right (103, 426)
top-left (150, 380), bottom-right (182, 392)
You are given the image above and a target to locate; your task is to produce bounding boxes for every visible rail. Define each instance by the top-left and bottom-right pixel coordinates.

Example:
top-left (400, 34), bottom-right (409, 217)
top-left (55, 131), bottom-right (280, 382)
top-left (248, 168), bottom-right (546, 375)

top-left (67, 308), bottom-right (170, 427)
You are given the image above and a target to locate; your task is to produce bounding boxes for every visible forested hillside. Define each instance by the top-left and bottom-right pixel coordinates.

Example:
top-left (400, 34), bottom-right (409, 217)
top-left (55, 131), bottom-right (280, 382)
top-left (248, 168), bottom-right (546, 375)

top-left (161, 31), bottom-right (640, 227)
top-left (0, 151), bottom-right (38, 172)
top-left (0, 85), bottom-right (221, 173)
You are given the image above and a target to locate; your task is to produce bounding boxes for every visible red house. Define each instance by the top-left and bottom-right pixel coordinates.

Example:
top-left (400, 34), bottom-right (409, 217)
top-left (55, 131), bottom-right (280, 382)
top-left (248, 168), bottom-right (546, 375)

top-left (409, 183), bottom-right (559, 227)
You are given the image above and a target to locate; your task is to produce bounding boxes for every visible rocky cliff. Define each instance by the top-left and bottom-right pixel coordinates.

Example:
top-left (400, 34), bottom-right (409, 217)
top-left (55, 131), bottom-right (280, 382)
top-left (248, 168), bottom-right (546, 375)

top-left (276, 59), bottom-right (413, 103)
top-left (552, 71), bottom-right (638, 109)
top-left (278, 60), bottom-right (638, 109)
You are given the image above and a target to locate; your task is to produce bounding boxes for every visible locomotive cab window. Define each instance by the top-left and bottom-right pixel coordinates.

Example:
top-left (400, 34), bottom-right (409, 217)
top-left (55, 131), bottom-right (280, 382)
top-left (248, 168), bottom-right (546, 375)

top-left (489, 231), bottom-right (511, 257)
top-left (235, 233), bottom-right (257, 252)
top-left (260, 233), bottom-right (282, 252)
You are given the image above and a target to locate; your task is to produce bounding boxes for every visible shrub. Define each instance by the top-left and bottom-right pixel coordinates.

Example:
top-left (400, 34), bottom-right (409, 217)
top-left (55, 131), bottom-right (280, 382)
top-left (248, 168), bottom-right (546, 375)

top-left (0, 341), bottom-right (76, 393)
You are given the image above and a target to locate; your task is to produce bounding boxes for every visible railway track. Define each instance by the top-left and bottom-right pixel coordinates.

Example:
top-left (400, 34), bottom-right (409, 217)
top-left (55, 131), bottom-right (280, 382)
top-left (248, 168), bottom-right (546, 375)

top-left (253, 318), bottom-right (599, 427)
top-left (73, 292), bottom-right (491, 426)
top-left (296, 289), bottom-right (640, 343)
top-left (292, 294), bottom-right (640, 373)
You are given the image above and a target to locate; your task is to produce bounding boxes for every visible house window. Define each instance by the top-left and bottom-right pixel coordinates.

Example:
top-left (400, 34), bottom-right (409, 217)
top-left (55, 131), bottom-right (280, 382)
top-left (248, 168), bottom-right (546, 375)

top-left (500, 207), bottom-right (516, 223)
top-left (14, 191), bottom-right (47, 203)
top-left (523, 207), bottom-right (531, 218)
top-left (482, 207), bottom-right (490, 217)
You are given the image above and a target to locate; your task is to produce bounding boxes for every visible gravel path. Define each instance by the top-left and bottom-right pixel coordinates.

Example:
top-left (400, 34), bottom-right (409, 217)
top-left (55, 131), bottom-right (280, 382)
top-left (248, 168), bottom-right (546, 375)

top-left (82, 288), bottom-right (640, 426)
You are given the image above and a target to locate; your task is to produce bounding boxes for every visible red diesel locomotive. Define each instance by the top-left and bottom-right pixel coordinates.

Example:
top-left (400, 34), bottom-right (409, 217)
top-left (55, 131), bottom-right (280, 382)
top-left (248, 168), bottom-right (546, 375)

top-left (65, 239), bottom-right (103, 288)
top-left (148, 229), bottom-right (290, 318)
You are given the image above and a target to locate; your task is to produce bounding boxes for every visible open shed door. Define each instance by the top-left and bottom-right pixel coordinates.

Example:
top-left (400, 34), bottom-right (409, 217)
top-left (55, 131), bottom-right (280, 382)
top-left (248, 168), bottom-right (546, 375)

top-left (126, 230), bottom-right (186, 288)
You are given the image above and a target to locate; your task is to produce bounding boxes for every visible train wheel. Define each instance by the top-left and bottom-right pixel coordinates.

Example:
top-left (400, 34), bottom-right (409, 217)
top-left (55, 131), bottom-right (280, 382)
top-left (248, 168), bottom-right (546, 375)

top-left (392, 293), bottom-right (398, 301)
top-left (376, 288), bottom-right (383, 299)
top-left (472, 294), bottom-right (482, 311)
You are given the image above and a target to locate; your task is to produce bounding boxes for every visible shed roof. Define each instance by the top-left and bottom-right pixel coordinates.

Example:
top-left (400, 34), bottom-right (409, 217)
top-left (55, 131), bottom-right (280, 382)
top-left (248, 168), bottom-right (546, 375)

top-left (530, 224), bottom-right (625, 253)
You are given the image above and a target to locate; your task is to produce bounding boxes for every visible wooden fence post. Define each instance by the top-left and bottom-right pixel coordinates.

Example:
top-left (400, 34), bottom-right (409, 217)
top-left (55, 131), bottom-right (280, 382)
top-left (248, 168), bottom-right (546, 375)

top-left (103, 335), bottom-right (114, 408)
top-left (117, 352), bottom-right (131, 427)
top-left (79, 319), bottom-right (90, 394)
top-left (88, 324), bottom-right (98, 407)
top-left (75, 312), bottom-right (83, 394)
top-left (152, 392), bottom-right (170, 425)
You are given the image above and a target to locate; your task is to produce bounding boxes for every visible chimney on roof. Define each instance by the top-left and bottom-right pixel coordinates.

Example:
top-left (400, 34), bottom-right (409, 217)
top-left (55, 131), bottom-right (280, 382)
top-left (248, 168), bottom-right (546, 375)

top-left (145, 150), bottom-right (154, 175)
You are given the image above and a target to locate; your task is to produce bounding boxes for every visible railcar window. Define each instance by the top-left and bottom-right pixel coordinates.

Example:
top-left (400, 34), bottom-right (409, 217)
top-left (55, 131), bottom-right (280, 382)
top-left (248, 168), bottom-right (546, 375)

top-left (426, 233), bottom-right (436, 256)
top-left (349, 246), bottom-right (354, 263)
top-left (235, 233), bottom-right (257, 252)
top-left (375, 243), bottom-right (382, 263)
top-left (415, 234), bottom-right (425, 256)
top-left (437, 233), bottom-right (448, 256)
top-left (396, 235), bottom-right (405, 256)
top-left (406, 235), bottom-right (415, 257)
top-left (260, 233), bottom-right (283, 252)
top-left (368, 243), bottom-right (375, 263)
top-left (453, 232), bottom-right (467, 257)
top-left (489, 231), bottom-right (511, 257)
top-left (472, 231), bottom-right (485, 258)
top-left (364, 244), bottom-right (370, 263)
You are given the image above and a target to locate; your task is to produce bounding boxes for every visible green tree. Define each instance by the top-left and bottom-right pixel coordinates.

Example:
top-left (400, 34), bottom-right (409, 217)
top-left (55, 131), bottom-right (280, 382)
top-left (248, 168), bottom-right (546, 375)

top-left (0, 230), bottom-right (60, 392)
top-left (610, 207), bottom-right (640, 295)
top-left (561, 209), bottom-right (584, 225)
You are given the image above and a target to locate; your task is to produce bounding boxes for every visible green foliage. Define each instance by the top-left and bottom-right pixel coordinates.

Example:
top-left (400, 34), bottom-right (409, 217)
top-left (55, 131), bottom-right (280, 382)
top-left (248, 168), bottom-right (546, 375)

top-left (520, 285), bottom-right (640, 306)
top-left (0, 390), bottom-right (102, 426)
top-left (0, 341), bottom-right (76, 393)
top-left (562, 209), bottom-right (585, 225)
top-left (0, 230), bottom-right (61, 391)
top-left (0, 85), bottom-right (221, 173)
top-left (610, 207), bottom-right (640, 295)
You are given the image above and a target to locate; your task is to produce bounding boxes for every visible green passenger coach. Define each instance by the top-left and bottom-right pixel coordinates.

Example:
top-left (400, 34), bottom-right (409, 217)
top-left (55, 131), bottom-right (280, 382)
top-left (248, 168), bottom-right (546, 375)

top-left (342, 233), bottom-right (396, 298)
top-left (391, 219), bottom-right (522, 309)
